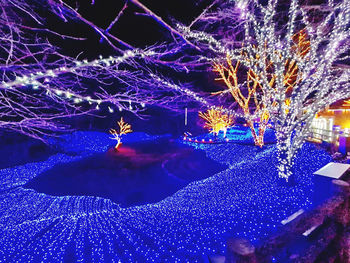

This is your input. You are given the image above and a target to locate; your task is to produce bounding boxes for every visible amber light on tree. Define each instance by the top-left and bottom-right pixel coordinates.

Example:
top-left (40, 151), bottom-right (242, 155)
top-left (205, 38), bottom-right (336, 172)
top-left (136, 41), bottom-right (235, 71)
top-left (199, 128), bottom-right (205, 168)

top-left (109, 117), bottom-right (133, 150)
top-left (213, 56), bottom-right (270, 147)
top-left (199, 107), bottom-right (234, 137)
top-left (283, 29), bottom-right (311, 98)
top-left (212, 29), bottom-right (310, 148)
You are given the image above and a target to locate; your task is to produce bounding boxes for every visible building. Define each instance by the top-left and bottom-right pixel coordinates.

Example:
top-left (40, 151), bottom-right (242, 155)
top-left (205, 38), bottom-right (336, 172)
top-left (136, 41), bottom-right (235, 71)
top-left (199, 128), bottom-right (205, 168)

top-left (310, 99), bottom-right (350, 154)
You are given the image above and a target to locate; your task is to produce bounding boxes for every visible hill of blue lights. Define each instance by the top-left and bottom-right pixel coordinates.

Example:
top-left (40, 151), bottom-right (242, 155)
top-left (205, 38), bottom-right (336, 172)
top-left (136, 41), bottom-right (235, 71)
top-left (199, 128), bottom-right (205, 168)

top-left (0, 131), bottom-right (332, 262)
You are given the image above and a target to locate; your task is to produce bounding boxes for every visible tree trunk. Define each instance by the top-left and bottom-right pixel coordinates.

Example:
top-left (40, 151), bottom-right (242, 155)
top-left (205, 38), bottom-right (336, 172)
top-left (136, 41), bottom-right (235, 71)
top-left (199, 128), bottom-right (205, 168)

top-left (114, 137), bottom-right (122, 151)
top-left (276, 133), bottom-right (294, 182)
top-left (248, 122), bottom-right (264, 148)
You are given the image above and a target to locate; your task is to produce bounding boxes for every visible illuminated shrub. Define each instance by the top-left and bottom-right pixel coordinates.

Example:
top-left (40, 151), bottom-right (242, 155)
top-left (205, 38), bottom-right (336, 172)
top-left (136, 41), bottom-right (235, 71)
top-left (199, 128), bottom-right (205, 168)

top-left (199, 107), bottom-right (234, 137)
top-left (109, 117), bottom-right (132, 150)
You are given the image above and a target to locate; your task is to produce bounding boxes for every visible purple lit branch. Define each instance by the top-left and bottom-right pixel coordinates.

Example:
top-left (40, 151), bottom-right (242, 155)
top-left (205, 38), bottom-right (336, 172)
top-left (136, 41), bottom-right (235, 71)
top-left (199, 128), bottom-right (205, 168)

top-left (0, 0), bottom-right (216, 139)
top-left (0, 0), bottom-right (86, 139)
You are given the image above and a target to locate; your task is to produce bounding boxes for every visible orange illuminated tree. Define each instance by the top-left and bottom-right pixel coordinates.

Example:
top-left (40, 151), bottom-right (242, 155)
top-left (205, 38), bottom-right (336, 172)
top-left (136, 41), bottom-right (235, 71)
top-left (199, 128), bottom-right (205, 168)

top-left (199, 107), bottom-right (234, 137)
top-left (109, 117), bottom-right (133, 150)
top-left (213, 29), bottom-right (310, 148)
top-left (213, 57), bottom-right (270, 147)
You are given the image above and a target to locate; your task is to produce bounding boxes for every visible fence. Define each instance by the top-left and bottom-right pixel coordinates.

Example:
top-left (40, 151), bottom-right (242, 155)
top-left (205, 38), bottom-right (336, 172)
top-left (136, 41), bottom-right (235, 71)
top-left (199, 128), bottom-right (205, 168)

top-left (308, 127), bottom-right (340, 144)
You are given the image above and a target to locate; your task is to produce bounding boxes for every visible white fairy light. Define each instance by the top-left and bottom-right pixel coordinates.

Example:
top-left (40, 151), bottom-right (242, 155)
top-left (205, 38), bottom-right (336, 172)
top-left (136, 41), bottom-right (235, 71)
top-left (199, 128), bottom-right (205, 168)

top-left (65, 92), bottom-right (72, 98)
top-left (181, 0), bottom-right (350, 181)
top-left (55, 90), bottom-right (62, 96)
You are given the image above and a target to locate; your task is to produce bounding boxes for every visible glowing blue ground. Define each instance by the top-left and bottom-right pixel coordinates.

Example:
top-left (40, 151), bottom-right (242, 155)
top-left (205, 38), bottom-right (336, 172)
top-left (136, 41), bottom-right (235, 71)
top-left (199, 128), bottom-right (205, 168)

top-left (184, 126), bottom-right (276, 144)
top-left (0, 131), bottom-right (332, 262)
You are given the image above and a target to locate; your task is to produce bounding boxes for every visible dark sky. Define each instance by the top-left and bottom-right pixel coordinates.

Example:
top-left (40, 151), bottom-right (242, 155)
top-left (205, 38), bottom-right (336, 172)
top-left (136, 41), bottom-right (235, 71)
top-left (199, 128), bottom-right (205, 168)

top-left (42, 0), bottom-right (220, 94)
top-left (48, 0), bottom-right (211, 57)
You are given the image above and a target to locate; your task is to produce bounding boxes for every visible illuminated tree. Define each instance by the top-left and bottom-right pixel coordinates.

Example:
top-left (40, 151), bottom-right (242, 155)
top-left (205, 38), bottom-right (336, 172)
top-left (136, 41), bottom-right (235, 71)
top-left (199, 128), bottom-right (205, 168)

top-left (212, 29), bottom-right (310, 148)
top-left (109, 117), bottom-right (132, 150)
top-left (199, 107), bottom-right (234, 136)
top-left (213, 56), bottom-right (270, 147)
top-left (181, 0), bottom-right (350, 181)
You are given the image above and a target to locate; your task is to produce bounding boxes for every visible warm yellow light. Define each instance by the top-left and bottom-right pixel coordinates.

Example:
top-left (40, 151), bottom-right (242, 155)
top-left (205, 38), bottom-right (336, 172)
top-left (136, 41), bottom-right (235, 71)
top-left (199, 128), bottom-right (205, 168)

top-left (261, 111), bottom-right (269, 121)
top-left (342, 100), bottom-right (350, 107)
top-left (199, 107), bottom-right (234, 135)
top-left (211, 29), bottom-right (310, 148)
top-left (109, 117), bottom-right (133, 150)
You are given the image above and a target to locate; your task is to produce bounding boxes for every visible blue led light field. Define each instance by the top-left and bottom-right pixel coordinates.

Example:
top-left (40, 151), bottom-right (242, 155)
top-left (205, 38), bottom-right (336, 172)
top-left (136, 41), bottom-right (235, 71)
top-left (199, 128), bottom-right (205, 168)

top-left (0, 131), bottom-right (332, 262)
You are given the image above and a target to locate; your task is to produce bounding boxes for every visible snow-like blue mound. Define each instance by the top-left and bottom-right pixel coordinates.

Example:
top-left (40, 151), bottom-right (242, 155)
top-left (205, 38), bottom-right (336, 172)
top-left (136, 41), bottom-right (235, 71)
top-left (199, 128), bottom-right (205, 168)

top-left (0, 131), bottom-right (332, 262)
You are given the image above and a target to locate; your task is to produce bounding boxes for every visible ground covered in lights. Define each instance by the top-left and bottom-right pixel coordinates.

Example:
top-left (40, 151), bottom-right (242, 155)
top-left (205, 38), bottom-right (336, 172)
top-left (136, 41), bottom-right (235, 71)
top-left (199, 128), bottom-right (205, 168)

top-left (0, 131), bottom-right (332, 262)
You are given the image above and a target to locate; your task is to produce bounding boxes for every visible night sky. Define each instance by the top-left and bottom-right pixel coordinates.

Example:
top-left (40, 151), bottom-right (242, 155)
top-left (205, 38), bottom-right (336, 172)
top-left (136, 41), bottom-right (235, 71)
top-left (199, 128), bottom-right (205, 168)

top-left (47, 0), bottom-right (211, 57)
top-left (43, 0), bottom-right (220, 91)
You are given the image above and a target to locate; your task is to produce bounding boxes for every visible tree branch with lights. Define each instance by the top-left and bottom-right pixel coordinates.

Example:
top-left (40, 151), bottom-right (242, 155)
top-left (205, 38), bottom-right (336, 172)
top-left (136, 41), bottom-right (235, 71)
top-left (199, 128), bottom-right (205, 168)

top-left (180, 0), bottom-right (350, 181)
top-left (1, 0), bottom-right (349, 183)
top-left (0, 0), bottom-right (212, 140)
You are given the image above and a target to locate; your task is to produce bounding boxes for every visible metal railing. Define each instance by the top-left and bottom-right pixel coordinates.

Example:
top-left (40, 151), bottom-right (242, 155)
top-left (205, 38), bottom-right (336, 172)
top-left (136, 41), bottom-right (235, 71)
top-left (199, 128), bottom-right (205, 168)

top-left (308, 127), bottom-right (342, 144)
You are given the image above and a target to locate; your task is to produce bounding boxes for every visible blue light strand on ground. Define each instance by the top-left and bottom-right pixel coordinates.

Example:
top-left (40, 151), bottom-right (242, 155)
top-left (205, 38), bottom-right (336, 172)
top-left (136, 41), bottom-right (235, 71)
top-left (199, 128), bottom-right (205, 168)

top-left (0, 131), bottom-right (332, 262)
top-left (183, 126), bottom-right (276, 145)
